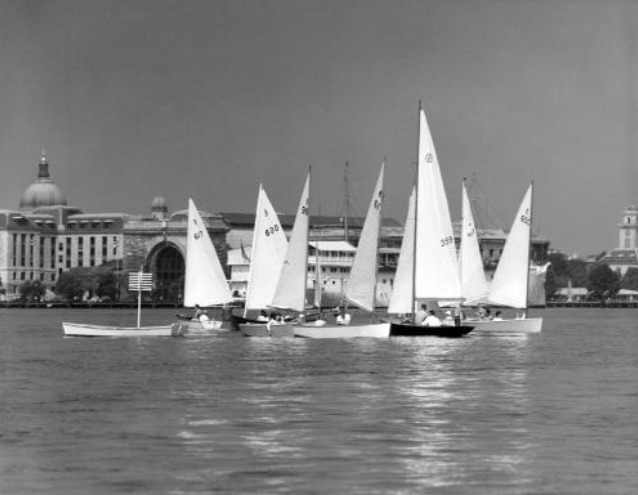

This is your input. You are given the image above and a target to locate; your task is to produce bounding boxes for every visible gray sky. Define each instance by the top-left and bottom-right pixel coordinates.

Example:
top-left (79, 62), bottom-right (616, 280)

top-left (1, 0), bottom-right (637, 256)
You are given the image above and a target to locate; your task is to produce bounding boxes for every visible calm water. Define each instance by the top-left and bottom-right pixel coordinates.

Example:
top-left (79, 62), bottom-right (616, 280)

top-left (0, 308), bottom-right (636, 494)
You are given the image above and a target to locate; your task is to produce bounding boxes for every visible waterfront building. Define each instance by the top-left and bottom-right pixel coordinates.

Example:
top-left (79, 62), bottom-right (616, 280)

top-left (0, 151), bottom-right (229, 300)
top-left (600, 205), bottom-right (638, 275)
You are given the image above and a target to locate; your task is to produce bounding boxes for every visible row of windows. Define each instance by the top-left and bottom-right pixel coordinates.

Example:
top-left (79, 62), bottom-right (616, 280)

top-left (11, 271), bottom-right (56, 282)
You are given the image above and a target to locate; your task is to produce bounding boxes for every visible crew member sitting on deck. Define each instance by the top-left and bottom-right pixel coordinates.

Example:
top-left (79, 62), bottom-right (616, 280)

top-left (256, 310), bottom-right (269, 322)
top-left (442, 311), bottom-right (455, 326)
top-left (199, 310), bottom-right (210, 322)
top-left (422, 310), bottom-right (442, 327)
top-left (192, 304), bottom-right (203, 320)
top-left (414, 304), bottom-right (428, 325)
top-left (336, 307), bottom-right (351, 326)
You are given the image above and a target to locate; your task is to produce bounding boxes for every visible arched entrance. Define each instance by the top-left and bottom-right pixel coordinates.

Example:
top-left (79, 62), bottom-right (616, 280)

top-left (153, 244), bottom-right (184, 303)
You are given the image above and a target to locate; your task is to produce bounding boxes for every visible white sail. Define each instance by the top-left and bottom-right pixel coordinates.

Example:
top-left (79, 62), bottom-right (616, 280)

top-left (184, 198), bottom-right (233, 307)
top-left (460, 181), bottom-right (489, 304)
top-left (244, 185), bottom-right (288, 312)
top-left (414, 107), bottom-right (462, 300)
top-left (388, 187), bottom-right (415, 314)
top-left (271, 173), bottom-right (310, 311)
top-left (488, 184), bottom-right (533, 309)
top-left (344, 162), bottom-right (385, 312)
top-left (527, 262), bottom-right (549, 307)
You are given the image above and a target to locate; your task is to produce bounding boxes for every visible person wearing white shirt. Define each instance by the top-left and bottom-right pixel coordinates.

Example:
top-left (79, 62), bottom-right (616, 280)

top-left (422, 310), bottom-right (442, 327)
top-left (336, 307), bottom-right (351, 326)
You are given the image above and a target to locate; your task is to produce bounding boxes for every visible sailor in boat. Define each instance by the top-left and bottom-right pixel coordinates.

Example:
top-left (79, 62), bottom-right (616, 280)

top-left (314, 312), bottom-right (327, 326)
top-left (414, 303), bottom-right (428, 325)
top-left (266, 312), bottom-right (285, 335)
top-left (422, 310), bottom-right (442, 327)
top-left (493, 311), bottom-right (504, 321)
top-left (336, 307), bottom-right (352, 326)
top-left (256, 310), bottom-right (269, 322)
top-left (442, 311), bottom-right (455, 326)
top-left (199, 310), bottom-right (210, 322)
top-left (192, 304), bottom-right (203, 320)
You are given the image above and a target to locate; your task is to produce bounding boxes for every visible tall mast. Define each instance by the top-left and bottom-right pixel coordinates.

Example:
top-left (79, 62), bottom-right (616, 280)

top-left (412, 101), bottom-right (421, 313)
top-left (344, 161), bottom-right (349, 244)
top-left (525, 181), bottom-right (534, 313)
top-left (305, 164), bottom-right (312, 310)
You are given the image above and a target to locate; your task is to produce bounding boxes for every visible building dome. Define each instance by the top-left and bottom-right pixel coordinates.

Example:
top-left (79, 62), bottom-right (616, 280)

top-left (152, 195), bottom-right (167, 210)
top-left (19, 150), bottom-right (68, 211)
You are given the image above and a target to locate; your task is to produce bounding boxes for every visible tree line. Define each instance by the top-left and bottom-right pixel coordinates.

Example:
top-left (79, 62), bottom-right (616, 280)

top-left (545, 252), bottom-right (638, 301)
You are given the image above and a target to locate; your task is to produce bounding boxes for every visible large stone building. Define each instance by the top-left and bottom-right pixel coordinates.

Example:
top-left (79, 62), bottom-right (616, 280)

top-left (0, 151), bottom-right (228, 300)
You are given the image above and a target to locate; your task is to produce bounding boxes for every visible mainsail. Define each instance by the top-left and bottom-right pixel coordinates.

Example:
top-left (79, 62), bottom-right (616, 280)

top-left (414, 106), bottom-right (462, 301)
top-left (271, 173), bottom-right (310, 311)
top-left (244, 185), bottom-right (288, 312)
top-left (184, 198), bottom-right (233, 307)
top-left (344, 162), bottom-right (385, 312)
top-left (488, 184), bottom-right (533, 309)
top-left (460, 180), bottom-right (489, 304)
top-left (387, 187), bottom-right (415, 315)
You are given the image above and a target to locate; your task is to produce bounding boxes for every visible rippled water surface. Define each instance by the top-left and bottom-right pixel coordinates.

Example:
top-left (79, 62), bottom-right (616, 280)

top-left (1, 308), bottom-right (637, 494)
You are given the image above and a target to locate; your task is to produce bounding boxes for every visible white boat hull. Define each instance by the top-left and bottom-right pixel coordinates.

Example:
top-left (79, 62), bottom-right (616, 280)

top-left (63, 322), bottom-right (181, 337)
top-left (238, 323), bottom-right (295, 338)
top-left (467, 317), bottom-right (543, 333)
top-left (171, 319), bottom-right (230, 337)
top-left (293, 322), bottom-right (390, 339)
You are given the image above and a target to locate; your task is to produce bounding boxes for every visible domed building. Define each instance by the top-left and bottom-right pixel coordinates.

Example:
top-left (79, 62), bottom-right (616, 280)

top-left (1, 151), bottom-right (230, 301)
top-left (19, 150), bottom-right (68, 211)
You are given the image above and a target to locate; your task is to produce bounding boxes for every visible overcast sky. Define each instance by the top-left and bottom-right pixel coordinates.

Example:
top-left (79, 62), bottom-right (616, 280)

top-left (1, 0), bottom-right (637, 256)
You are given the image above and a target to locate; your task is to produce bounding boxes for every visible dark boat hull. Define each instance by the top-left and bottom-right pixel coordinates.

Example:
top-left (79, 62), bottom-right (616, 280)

top-left (390, 322), bottom-right (474, 338)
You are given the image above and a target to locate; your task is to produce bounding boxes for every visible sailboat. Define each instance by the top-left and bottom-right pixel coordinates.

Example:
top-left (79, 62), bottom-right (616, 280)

top-left (388, 103), bottom-right (474, 337)
top-left (293, 163), bottom-right (391, 338)
top-left (238, 183), bottom-right (295, 337)
top-left (171, 198), bottom-right (235, 336)
top-left (468, 183), bottom-right (543, 333)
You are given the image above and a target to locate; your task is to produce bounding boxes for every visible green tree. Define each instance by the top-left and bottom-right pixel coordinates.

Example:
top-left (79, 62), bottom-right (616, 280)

top-left (567, 258), bottom-right (589, 287)
top-left (587, 263), bottom-right (620, 301)
top-left (545, 252), bottom-right (569, 297)
top-left (95, 269), bottom-right (117, 301)
top-left (54, 268), bottom-right (95, 301)
top-left (621, 267), bottom-right (638, 291)
top-left (19, 280), bottom-right (46, 302)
